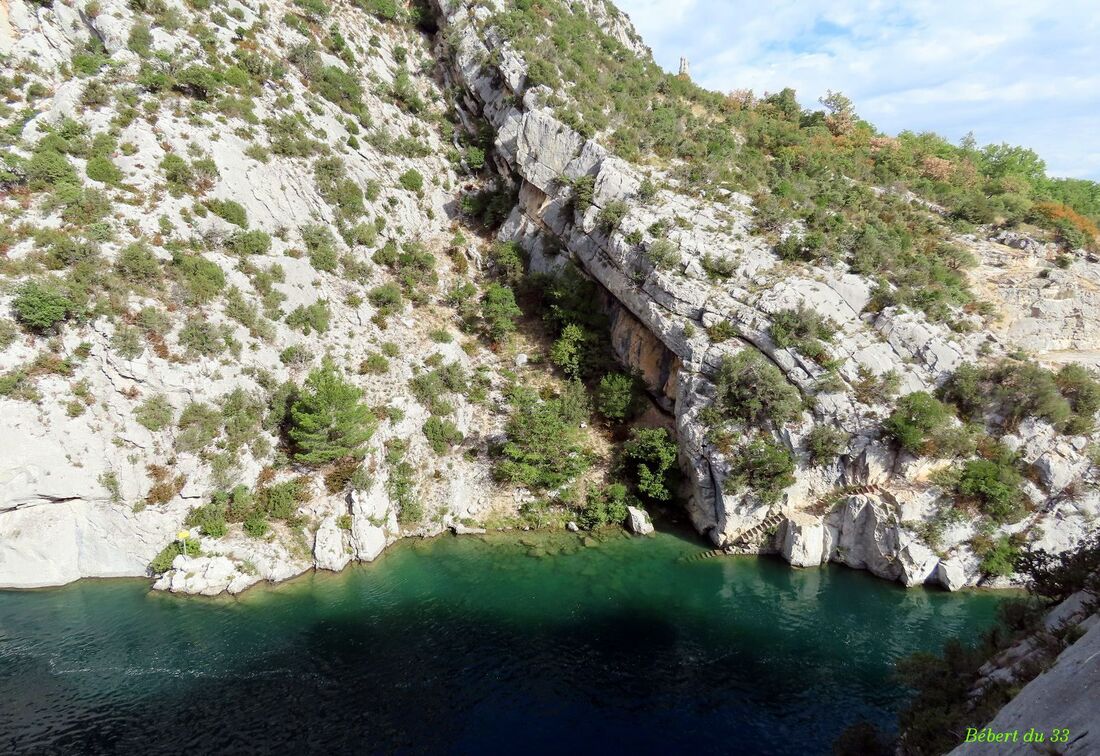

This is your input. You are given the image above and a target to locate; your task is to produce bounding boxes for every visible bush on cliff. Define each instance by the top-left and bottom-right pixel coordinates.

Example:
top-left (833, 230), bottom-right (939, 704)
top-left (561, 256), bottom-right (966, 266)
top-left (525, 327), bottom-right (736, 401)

top-left (707, 350), bottom-right (801, 428)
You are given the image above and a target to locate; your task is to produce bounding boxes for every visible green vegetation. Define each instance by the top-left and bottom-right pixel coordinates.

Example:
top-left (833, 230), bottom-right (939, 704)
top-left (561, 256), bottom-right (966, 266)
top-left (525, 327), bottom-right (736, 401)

top-left (149, 537), bottom-right (200, 573)
top-left (492, 384), bottom-right (590, 493)
top-left (596, 372), bottom-right (643, 422)
top-left (385, 440), bottom-right (420, 526)
top-left (288, 361), bottom-right (376, 465)
top-left (769, 307), bottom-right (835, 363)
top-left (134, 393), bottom-right (174, 432)
top-left (12, 280), bottom-right (73, 332)
top-left (622, 428), bottom-right (678, 501)
top-left (487, 0), bottom-right (1099, 327)
top-left (887, 534), bottom-right (1100, 755)
top-left (398, 169), bottom-right (423, 193)
top-left (578, 483), bottom-right (633, 529)
top-left (805, 425), bottom-right (847, 465)
top-left (942, 359), bottom-right (1100, 435)
top-left (725, 439), bottom-right (796, 504)
top-left (423, 416), bottom-right (463, 455)
top-left (480, 283), bottom-right (522, 341)
top-left (883, 392), bottom-right (952, 455)
top-left (706, 350), bottom-right (801, 428)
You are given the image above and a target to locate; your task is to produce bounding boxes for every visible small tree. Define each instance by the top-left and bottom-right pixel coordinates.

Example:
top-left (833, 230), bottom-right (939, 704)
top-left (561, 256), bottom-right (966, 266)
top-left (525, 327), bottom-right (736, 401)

top-left (289, 361), bottom-right (376, 465)
top-left (727, 439), bottom-right (795, 504)
top-left (481, 283), bottom-right (522, 342)
top-left (712, 350), bottom-right (801, 427)
top-left (623, 427), bottom-right (679, 501)
top-left (884, 392), bottom-right (950, 454)
top-left (597, 372), bottom-right (642, 422)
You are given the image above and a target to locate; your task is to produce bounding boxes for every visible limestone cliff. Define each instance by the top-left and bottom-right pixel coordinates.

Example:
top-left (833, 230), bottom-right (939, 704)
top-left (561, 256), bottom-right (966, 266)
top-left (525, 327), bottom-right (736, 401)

top-left (0, 0), bottom-right (1098, 596)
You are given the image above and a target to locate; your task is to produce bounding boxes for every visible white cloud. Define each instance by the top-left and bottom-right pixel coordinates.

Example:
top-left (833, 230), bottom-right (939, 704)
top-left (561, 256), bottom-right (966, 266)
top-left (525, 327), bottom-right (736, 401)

top-left (614, 0), bottom-right (1100, 179)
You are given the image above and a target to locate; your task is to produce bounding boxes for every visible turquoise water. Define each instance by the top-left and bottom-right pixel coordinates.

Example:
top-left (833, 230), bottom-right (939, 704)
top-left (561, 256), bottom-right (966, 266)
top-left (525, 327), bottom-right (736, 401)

top-left (0, 529), bottom-right (1003, 754)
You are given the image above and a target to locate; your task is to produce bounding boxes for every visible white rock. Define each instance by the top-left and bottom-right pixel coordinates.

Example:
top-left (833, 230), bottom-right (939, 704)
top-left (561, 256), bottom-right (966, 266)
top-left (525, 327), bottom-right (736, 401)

top-left (780, 513), bottom-right (826, 567)
top-left (625, 506), bottom-right (654, 535)
top-left (313, 516), bottom-right (351, 572)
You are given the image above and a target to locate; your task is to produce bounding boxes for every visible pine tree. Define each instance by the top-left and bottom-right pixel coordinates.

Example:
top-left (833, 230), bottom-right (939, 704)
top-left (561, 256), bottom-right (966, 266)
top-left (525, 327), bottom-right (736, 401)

top-left (289, 361), bottom-right (376, 465)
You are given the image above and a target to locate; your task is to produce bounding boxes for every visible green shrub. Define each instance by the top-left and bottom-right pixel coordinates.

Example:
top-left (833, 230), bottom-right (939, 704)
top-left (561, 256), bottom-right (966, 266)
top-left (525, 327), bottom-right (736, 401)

top-left (423, 416), bottom-right (463, 454)
top-left (27, 148), bottom-right (77, 189)
top-left (135, 393), bottom-right (174, 431)
top-left (549, 323), bottom-right (589, 378)
top-left (85, 155), bottom-right (122, 184)
top-left (286, 301), bottom-right (331, 334)
top-left (368, 282), bottom-right (403, 317)
top-left (173, 254), bottom-right (226, 303)
top-left (149, 538), bottom-right (200, 573)
top-left (646, 238), bottom-right (679, 269)
top-left (489, 240), bottom-right (525, 285)
top-left (12, 281), bottom-right (73, 332)
top-left (806, 425), bottom-right (848, 465)
top-left (359, 352), bottom-right (389, 374)
top-left (726, 439), bottom-right (795, 504)
top-left (597, 200), bottom-right (628, 231)
top-left (114, 242), bottom-right (161, 284)
top-left (977, 535), bottom-right (1022, 577)
top-left (314, 156), bottom-right (364, 220)
top-left (280, 345), bottom-right (313, 367)
top-left (597, 372), bottom-right (642, 422)
top-left (884, 392), bottom-right (951, 455)
top-left (293, 0), bottom-right (329, 18)
top-left (174, 66), bottom-right (220, 99)
top-left (185, 500), bottom-right (228, 538)
top-left (206, 199), bottom-right (248, 228)
top-left (481, 283), bottom-right (522, 341)
top-left (178, 317), bottom-right (231, 357)
top-left (0, 320), bottom-right (17, 349)
top-left (385, 440), bottom-right (420, 525)
top-left (578, 483), bottom-right (633, 529)
top-left (225, 229), bottom-right (272, 255)
top-left (623, 427), bottom-right (679, 501)
top-left (127, 22), bottom-right (153, 57)
top-left (398, 169), bottom-right (423, 193)
top-left (956, 458), bottom-right (1024, 523)
top-left (243, 510), bottom-right (269, 537)
top-left (160, 153), bottom-right (193, 189)
top-left (709, 350), bottom-right (801, 427)
top-left (289, 360), bottom-right (376, 465)
top-left (493, 385), bottom-right (589, 492)
top-left (302, 224), bottom-right (339, 272)
top-left (176, 401), bottom-right (222, 453)
top-left (769, 306), bottom-right (835, 361)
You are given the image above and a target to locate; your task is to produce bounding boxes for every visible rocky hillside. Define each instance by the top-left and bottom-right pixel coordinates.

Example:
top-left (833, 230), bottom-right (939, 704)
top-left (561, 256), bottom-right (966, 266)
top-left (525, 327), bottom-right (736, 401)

top-left (2, 0), bottom-right (1099, 595)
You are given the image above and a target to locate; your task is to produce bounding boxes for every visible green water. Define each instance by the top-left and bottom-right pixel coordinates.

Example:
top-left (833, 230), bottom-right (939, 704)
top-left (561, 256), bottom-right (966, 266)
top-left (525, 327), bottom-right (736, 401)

top-left (0, 528), bottom-right (1004, 754)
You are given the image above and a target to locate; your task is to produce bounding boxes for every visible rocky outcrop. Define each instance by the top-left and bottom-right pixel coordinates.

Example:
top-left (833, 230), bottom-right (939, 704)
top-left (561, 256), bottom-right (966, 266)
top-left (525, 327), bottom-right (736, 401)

top-left (947, 591), bottom-right (1099, 755)
top-left (435, 0), bottom-right (1100, 591)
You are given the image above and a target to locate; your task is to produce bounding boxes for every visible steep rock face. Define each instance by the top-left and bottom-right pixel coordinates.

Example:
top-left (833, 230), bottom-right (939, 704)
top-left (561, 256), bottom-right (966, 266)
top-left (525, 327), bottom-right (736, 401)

top-left (435, 0), bottom-right (1100, 589)
top-left (946, 592), bottom-right (1099, 756)
top-left (0, 0), bottom-right (531, 592)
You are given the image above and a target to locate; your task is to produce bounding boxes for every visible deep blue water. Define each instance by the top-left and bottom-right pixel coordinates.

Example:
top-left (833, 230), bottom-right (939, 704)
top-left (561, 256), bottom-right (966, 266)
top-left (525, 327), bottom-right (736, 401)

top-left (0, 529), bottom-right (1004, 755)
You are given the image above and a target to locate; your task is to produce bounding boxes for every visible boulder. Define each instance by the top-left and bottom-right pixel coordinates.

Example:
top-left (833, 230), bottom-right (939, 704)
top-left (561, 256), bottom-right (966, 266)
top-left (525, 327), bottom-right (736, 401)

top-left (313, 516), bottom-right (351, 572)
top-left (780, 513), bottom-right (826, 567)
top-left (625, 506), bottom-right (654, 535)
top-left (935, 557), bottom-right (969, 591)
top-left (152, 555), bottom-right (257, 596)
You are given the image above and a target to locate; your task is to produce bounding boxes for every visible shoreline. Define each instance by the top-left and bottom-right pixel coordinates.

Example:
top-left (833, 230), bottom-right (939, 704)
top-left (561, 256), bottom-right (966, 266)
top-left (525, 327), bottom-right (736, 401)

top-left (0, 523), bottom-right (1026, 599)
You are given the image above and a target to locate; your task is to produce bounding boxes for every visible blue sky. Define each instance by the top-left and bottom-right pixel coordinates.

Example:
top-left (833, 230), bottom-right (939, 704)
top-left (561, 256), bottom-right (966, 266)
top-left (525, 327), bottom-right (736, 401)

top-left (614, 0), bottom-right (1100, 180)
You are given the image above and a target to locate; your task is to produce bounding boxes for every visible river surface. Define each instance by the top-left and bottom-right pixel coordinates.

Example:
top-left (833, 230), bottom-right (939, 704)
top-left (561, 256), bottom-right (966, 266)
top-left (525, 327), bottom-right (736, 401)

top-left (0, 528), bottom-right (1004, 754)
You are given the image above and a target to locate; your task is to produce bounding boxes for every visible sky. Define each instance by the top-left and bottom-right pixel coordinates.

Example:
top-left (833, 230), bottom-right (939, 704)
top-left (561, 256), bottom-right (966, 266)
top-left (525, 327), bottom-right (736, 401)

top-left (614, 0), bottom-right (1100, 180)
